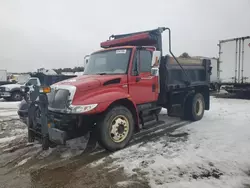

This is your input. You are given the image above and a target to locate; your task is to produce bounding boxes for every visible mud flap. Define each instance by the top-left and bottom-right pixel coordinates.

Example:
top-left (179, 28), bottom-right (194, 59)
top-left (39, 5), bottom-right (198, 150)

top-left (82, 131), bottom-right (98, 153)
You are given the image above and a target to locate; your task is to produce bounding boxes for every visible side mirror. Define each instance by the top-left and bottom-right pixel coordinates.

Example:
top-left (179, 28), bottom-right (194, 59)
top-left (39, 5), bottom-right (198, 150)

top-left (151, 51), bottom-right (161, 76)
top-left (151, 51), bottom-right (161, 68)
top-left (151, 67), bottom-right (159, 76)
top-left (84, 55), bottom-right (90, 67)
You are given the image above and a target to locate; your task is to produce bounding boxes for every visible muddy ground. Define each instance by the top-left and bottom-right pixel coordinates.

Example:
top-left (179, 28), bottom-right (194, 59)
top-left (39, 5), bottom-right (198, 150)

top-left (0, 108), bottom-right (189, 188)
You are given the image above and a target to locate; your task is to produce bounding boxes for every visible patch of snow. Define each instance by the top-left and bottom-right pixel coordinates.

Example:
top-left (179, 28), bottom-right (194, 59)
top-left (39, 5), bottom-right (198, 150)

top-left (60, 150), bottom-right (83, 159)
top-left (160, 108), bottom-right (168, 115)
top-left (116, 181), bottom-right (138, 187)
top-left (0, 136), bottom-right (17, 144)
top-left (0, 101), bottom-right (20, 109)
top-left (109, 97), bottom-right (250, 187)
top-left (16, 157), bottom-right (31, 167)
top-left (0, 101), bottom-right (20, 121)
top-left (37, 148), bottom-right (54, 159)
top-left (10, 128), bottom-right (27, 135)
top-left (89, 158), bottom-right (106, 168)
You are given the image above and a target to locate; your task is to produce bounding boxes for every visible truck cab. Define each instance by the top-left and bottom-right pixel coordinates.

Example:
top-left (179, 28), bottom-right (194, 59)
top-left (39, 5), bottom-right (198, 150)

top-left (25, 27), bottom-right (211, 151)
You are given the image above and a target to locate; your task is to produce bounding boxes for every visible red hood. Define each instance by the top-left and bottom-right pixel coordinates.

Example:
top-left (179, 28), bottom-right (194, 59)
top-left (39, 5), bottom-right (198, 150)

top-left (55, 75), bottom-right (123, 91)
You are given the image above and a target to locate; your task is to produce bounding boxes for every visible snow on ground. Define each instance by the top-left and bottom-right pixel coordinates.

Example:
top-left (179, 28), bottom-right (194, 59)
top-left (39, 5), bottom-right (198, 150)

top-left (102, 97), bottom-right (250, 188)
top-left (0, 100), bottom-right (20, 121)
top-left (1, 96), bottom-right (250, 187)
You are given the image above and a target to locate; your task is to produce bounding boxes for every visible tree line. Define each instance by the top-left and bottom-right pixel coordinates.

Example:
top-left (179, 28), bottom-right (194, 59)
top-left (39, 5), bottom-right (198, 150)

top-left (53, 66), bottom-right (84, 74)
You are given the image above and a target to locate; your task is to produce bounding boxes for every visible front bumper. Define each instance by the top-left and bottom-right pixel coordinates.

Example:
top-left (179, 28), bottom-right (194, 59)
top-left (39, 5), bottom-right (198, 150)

top-left (45, 111), bottom-right (79, 145)
top-left (0, 91), bottom-right (11, 98)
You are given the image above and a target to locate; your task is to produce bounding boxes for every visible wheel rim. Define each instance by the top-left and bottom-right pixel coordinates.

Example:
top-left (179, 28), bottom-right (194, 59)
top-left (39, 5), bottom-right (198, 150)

top-left (14, 93), bottom-right (21, 100)
top-left (109, 115), bottom-right (130, 143)
top-left (195, 99), bottom-right (203, 116)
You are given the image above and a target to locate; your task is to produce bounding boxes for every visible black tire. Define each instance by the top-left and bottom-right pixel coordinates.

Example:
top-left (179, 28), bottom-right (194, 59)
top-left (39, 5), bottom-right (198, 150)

top-left (42, 135), bottom-right (50, 150)
top-left (184, 93), bottom-right (205, 121)
top-left (27, 116), bottom-right (35, 142)
top-left (97, 106), bottom-right (135, 152)
top-left (10, 91), bottom-right (22, 101)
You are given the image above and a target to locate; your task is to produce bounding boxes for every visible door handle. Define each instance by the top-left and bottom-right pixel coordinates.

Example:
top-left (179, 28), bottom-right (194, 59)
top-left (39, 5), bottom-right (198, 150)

top-left (136, 77), bottom-right (141, 82)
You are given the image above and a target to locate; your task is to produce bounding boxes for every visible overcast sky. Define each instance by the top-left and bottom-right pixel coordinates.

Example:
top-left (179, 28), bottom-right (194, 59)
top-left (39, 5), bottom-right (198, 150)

top-left (0, 0), bottom-right (250, 72)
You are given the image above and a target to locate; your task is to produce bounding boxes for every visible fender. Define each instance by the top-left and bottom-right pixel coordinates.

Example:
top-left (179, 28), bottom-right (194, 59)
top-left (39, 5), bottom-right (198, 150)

top-left (82, 90), bottom-right (140, 129)
top-left (74, 90), bottom-right (134, 113)
top-left (73, 87), bottom-right (130, 106)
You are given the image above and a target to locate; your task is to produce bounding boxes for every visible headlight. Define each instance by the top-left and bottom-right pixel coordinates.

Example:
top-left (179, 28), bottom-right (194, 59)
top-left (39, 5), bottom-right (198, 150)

top-left (5, 88), bottom-right (10, 91)
top-left (69, 104), bottom-right (98, 113)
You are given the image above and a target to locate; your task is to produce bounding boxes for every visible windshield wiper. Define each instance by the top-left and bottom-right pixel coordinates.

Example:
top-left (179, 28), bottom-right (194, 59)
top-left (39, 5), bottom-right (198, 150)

top-left (96, 72), bottom-right (108, 75)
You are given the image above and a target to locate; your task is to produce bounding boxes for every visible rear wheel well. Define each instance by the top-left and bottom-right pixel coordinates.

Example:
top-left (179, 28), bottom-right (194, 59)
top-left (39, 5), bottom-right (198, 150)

top-left (107, 98), bottom-right (139, 132)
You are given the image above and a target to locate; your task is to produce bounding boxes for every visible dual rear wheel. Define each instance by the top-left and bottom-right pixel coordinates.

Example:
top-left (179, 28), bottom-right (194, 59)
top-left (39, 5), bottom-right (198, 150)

top-left (182, 93), bottom-right (205, 121)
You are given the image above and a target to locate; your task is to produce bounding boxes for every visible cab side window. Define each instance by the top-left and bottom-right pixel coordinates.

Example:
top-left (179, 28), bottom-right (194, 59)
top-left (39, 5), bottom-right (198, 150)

top-left (139, 50), bottom-right (152, 72)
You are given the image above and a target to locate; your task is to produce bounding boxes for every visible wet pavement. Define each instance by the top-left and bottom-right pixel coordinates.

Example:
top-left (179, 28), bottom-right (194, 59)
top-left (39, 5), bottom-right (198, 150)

top-left (0, 110), bottom-right (190, 188)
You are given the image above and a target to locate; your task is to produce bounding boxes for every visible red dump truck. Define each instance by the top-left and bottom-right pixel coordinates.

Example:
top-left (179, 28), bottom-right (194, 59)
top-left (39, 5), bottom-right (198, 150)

top-left (25, 27), bottom-right (211, 151)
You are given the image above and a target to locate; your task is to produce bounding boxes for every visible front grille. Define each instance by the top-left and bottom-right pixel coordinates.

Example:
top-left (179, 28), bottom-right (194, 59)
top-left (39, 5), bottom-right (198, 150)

top-left (0, 87), bottom-right (5, 92)
top-left (48, 89), bottom-right (70, 109)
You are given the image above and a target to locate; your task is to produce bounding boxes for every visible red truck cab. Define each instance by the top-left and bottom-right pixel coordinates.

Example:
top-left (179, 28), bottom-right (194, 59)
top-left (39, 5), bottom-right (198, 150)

top-left (59, 46), bottom-right (160, 113)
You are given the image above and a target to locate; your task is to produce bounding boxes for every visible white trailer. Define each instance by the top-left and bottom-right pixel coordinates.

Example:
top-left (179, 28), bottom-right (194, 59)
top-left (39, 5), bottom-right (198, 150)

top-left (0, 70), bottom-right (7, 81)
top-left (209, 58), bottom-right (219, 90)
top-left (218, 36), bottom-right (250, 94)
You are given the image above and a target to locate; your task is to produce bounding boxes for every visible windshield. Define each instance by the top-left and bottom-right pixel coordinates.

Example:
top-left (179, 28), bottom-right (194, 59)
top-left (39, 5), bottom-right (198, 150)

top-left (84, 48), bottom-right (132, 75)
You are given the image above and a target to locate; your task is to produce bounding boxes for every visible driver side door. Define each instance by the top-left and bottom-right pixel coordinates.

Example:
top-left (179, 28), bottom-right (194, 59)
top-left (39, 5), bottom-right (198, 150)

top-left (128, 49), bottom-right (156, 104)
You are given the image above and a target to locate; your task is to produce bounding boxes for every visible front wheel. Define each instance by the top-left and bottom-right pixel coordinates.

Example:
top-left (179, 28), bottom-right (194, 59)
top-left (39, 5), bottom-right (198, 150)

top-left (97, 106), bottom-right (135, 152)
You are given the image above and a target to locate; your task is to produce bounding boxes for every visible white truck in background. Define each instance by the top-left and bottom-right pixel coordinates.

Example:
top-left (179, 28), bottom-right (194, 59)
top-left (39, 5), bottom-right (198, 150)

top-left (218, 36), bottom-right (250, 95)
top-left (0, 70), bottom-right (7, 82)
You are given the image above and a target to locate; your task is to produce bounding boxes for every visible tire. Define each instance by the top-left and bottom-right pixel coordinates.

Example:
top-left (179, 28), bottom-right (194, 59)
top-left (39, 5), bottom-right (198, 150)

top-left (42, 135), bottom-right (50, 150)
top-left (10, 91), bottom-right (22, 101)
top-left (97, 106), bottom-right (135, 152)
top-left (184, 93), bottom-right (205, 121)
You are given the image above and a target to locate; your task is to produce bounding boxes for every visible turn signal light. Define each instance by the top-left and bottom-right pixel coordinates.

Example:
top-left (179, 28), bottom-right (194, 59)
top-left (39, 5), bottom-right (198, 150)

top-left (40, 86), bottom-right (51, 93)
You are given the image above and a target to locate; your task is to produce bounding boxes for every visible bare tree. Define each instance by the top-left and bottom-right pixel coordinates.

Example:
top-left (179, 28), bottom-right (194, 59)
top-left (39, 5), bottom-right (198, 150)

top-left (179, 52), bottom-right (191, 58)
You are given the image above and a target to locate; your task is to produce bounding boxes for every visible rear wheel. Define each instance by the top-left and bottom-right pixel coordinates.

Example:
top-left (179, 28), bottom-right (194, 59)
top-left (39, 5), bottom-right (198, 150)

top-left (97, 106), bottom-right (134, 152)
top-left (182, 93), bottom-right (205, 121)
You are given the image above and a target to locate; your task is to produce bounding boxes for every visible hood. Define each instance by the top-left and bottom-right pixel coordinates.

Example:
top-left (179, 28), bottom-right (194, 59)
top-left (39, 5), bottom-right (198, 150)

top-left (0, 84), bottom-right (22, 89)
top-left (54, 75), bottom-right (123, 91)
